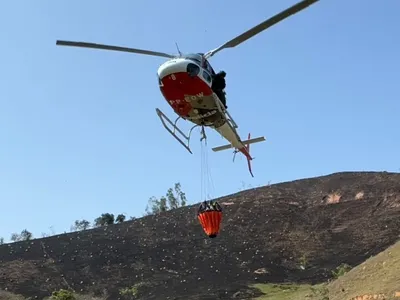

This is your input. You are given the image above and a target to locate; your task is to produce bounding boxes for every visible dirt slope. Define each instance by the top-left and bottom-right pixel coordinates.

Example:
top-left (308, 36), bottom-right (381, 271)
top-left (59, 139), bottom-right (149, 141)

top-left (251, 240), bottom-right (400, 300)
top-left (0, 171), bottom-right (399, 300)
top-left (327, 240), bottom-right (400, 300)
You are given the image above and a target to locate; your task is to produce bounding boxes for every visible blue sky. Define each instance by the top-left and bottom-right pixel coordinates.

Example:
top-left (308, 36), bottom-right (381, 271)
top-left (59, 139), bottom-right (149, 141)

top-left (1, 0), bottom-right (399, 241)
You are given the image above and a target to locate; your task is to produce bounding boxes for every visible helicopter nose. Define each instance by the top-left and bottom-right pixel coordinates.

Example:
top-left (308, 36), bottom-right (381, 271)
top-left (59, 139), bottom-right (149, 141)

top-left (157, 58), bottom-right (193, 79)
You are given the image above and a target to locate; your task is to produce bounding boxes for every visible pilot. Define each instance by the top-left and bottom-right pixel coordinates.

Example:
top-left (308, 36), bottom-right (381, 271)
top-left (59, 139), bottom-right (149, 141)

top-left (211, 70), bottom-right (227, 109)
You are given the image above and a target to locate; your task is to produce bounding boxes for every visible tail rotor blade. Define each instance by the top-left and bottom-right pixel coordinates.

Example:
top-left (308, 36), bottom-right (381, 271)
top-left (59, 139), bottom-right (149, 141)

top-left (245, 133), bottom-right (254, 177)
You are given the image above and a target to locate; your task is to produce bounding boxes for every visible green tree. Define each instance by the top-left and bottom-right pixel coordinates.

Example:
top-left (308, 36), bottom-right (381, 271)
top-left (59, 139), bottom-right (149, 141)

top-left (94, 213), bottom-right (115, 227)
top-left (71, 219), bottom-right (91, 231)
top-left (116, 214), bottom-right (126, 223)
top-left (10, 229), bottom-right (33, 242)
top-left (10, 233), bottom-right (19, 242)
top-left (145, 196), bottom-right (167, 215)
top-left (20, 229), bottom-right (32, 240)
top-left (168, 182), bottom-right (187, 208)
top-left (145, 182), bottom-right (187, 214)
top-left (0, 237), bottom-right (4, 245)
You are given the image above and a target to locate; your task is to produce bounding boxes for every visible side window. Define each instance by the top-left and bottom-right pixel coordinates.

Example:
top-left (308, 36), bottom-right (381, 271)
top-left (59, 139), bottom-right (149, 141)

top-left (202, 70), bottom-right (212, 83)
top-left (203, 60), bottom-right (213, 74)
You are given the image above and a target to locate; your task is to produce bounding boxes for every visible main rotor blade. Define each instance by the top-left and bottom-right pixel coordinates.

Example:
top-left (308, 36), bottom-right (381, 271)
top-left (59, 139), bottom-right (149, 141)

top-left (56, 40), bottom-right (175, 59)
top-left (204, 0), bottom-right (319, 58)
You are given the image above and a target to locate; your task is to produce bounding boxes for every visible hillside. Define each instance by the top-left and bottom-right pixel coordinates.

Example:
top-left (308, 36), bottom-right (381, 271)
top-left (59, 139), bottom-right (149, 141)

top-left (327, 239), bottom-right (400, 300)
top-left (0, 171), bottom-right (399, 300)
top-left (252, 240), bottom-right (400, 300)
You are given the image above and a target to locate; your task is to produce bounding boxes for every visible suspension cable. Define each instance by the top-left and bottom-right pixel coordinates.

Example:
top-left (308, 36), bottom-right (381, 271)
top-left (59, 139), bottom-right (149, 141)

top-left (200, 127), bottom-right (215, 201)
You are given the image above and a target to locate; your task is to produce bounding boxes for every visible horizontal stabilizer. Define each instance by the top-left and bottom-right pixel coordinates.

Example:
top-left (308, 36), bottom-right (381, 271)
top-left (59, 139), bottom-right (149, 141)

top-left (212, 136), bottom-right (265, 152)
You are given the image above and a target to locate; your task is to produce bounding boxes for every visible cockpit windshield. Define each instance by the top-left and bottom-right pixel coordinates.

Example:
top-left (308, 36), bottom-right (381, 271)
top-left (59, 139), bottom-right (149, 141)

top-left (185, 53), bottom-right (203, 65)
top-left (185, 53), bottom-right (215, 75)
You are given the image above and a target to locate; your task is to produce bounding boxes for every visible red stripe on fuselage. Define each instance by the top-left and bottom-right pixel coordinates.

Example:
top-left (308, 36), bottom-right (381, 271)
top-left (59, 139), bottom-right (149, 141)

top-left (160, 72), bottom-right (213, 117)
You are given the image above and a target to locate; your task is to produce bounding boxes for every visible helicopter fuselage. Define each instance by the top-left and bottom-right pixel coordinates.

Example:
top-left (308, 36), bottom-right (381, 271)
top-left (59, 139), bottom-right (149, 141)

top-left (157, 54), bottom-right (225, 127)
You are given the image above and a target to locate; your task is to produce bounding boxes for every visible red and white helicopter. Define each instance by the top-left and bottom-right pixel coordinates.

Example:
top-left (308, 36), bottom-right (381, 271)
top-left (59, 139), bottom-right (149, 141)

top-left (56, 0), bottom-right (319, 177)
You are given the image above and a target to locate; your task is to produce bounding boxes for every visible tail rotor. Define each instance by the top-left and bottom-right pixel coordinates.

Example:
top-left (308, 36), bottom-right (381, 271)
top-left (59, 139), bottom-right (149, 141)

top-left (245, 133), bottom-right (254, 177)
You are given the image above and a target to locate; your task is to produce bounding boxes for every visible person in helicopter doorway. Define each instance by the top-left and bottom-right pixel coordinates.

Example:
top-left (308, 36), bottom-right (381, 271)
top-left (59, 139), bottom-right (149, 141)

top-left (211, 70), bottom-right (228, 109)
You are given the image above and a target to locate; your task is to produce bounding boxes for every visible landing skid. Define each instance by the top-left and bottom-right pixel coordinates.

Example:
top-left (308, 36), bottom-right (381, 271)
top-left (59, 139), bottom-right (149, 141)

top-left (156, 92), bottom-right (235, 155)
top-left (156, 108), bottom-right (204, 154)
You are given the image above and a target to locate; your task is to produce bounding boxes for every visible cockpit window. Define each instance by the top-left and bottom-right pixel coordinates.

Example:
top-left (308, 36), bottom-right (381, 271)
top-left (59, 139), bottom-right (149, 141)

top-left (185, 53), bottom-right (215, 75)
top-left (203, 59), bottom-right (214, 75)
top-left (185, 53), bottom-right (202, 65)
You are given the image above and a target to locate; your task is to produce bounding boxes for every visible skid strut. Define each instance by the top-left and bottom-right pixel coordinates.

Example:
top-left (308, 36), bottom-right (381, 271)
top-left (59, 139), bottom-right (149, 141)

top-left (156, 108), bottom-right (204, 154)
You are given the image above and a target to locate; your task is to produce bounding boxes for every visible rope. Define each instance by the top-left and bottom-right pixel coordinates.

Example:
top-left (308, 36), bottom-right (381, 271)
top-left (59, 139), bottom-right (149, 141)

top-left (200, 127), bottom-right (215, 201)
top-left (200, 134), bottom-right (205, 201)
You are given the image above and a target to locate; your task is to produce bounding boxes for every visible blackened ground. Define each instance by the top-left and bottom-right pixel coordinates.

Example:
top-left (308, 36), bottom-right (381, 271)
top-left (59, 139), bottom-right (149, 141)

top-left (0, 171), bottom-right (399, 300)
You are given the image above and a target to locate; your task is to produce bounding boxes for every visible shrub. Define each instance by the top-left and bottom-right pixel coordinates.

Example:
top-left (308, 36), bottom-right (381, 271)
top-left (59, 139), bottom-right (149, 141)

top-left (50, 289), bottom-right (76, 300)
top-left (119, 282), bottom-right (147, 298)
top-left (331, 263), bottom-right (352, 278)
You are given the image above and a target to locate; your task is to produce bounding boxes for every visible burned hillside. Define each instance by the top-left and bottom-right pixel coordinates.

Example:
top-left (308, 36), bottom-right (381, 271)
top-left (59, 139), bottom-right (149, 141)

top-left (0, 171), bottom-right (399, 300)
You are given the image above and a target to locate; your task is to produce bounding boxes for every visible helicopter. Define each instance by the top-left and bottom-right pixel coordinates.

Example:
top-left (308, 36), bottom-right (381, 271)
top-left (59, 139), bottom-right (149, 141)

top-left (56, 0), bottom-right (319, 177)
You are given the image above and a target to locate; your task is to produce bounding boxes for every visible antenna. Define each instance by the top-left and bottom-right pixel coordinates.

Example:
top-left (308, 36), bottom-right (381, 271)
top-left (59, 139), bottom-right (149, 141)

top-left (175, 42), bottom-right (182, 57)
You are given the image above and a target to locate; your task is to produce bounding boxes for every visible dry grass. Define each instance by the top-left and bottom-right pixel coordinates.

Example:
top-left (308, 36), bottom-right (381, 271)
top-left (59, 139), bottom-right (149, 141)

top-left (326, 192), bottom-right (342, 204)
top-left (0, 290), bottom-right (107, 300)
top-left (252, 240), bottom-right (400, 300)
top-left (0, 290), bottom-right (25, 300)
top-left (355, 191), bottom-right (364, 200)
top-left (327, 240), bottom-right (400, 300)
top-left (251, 283), bottom-right (329, 300)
